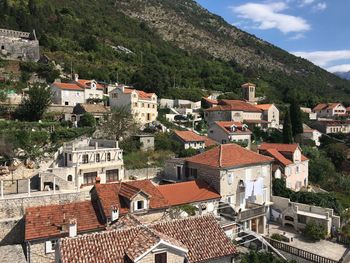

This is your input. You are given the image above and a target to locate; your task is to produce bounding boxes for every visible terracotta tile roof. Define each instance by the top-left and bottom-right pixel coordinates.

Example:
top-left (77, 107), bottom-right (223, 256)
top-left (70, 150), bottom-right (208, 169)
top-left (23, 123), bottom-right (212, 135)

top-left (264, 148), bottom-right (293, 166)
top-left (25, 201), bottom-right (104, 241)
top-left (76, 79), bottom-right (104, 90)
top-left (186, 144), bottom-right (273, 169)
top-left (93, 180), bottom-right (169, 219)
top-left (214, 121), bottom-right (252, 134)
top-left (123, 87), bottom-right (155, 100)
top-left (256, 104), bottom-right (273, 111)
top-left (259, 143), bottom-right (299, 152)
top-left (206, 100), bottom-right (262, 113)
top-left (59, 215), bottom-right (237, 263)
top-left (347, 107), bottom-right (350, 113)
top-left (258, 143), bottom-right (308, 165)
top-left (202, 97), bottom-right (218, 105)
top-left (52, 82), bottom-right (84, 91)
top-left (174, 130), bottom-right (205, 142)
top-left (201, 136), bottom-right (218, 148)
top-left (313, 103), bottom-right (343, 112)
top-left (151, 215), bottom-right (237, 263)
top-left (157, 180), bottom-right (221, 206)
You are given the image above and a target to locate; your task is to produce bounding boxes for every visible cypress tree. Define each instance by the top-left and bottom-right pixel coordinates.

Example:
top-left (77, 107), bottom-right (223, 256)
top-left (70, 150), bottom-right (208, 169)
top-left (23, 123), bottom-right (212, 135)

top-left (290, 98), bottom-right (304, 137)
top-left (283, 109), bottom-right (293, 144)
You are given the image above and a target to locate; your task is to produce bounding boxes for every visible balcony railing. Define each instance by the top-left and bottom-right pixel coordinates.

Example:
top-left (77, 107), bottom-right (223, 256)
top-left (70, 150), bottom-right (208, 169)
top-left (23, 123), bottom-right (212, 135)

top-left (237, 203), bottom-right (266, 221)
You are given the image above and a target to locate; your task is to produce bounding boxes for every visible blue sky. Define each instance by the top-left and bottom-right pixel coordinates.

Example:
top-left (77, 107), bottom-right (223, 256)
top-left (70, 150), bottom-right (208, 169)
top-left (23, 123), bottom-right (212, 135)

top-left (196, 0), bottom-right (350, 72)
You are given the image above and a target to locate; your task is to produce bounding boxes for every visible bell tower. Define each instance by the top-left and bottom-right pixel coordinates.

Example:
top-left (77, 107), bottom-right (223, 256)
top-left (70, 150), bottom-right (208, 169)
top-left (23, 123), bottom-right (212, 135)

top-left (241, 82), bottom-right (256, 103)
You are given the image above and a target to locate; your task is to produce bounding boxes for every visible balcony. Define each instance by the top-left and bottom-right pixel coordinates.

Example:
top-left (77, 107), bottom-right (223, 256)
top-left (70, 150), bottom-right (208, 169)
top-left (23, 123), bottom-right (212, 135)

top-left (237, 202), bottom-right (267, 222)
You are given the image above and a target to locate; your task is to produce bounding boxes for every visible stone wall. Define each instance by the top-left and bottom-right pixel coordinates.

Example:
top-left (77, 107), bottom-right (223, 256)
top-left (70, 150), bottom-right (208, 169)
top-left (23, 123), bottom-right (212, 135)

top-left (124, 167), bottom-right (162, 180)
top-left (0, 191), bottom-right (90, 245)
top-left (0, 35), bottom-right (40, 61)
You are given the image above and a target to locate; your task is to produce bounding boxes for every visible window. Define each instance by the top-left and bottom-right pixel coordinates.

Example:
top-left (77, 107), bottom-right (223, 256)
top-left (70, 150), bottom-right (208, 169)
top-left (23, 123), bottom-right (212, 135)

top-left (82, 154), bottom-right (89, 164)
top-left (1, 45), bottom-right (4, 50)
top-left (95, 153), bottom-right (100, 162)
top-left (83, 172), bottom-right (97, 185)
top-left (296, 165), bottom-right (300, 174)
top-left (155, 252), bottom-right (167, 263)
top-left (176, 166), bottom-right (182, 180)
top-left (227, 173), bottom-right (233, 185)
top-left (69, 154), bottom-right (72, 161)
top-left (189, 168), bottom-right (197, 178)
top-left (65, 101), bottom-right (69, 106)
top-left (134, 102), bottom-right (137, 107)
top-left (106, 169), bottom-right (119, 182)
top-left (67, 175), bottom-right (73, 182)
top-left (135, 200), bottom-right (145, 210)
top-left (107, 153), bottom-right (111, 161)
top-left (142, 103), bottom-right (144, 107)
top-left (45, 239), bottom-right (57, 254)
top-left (298, 215), bottom-right (307, 224)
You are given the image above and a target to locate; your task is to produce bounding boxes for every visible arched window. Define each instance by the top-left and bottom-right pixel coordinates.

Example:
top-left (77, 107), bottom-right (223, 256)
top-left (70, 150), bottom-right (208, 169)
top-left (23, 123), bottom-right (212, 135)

top-left (67, 175), bottom-right (73, 182)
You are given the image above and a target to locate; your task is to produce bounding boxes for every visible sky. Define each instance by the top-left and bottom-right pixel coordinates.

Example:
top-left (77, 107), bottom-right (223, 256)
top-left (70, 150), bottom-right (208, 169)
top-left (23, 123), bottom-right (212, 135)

top-left (196, 0), bottom-right (350, 73)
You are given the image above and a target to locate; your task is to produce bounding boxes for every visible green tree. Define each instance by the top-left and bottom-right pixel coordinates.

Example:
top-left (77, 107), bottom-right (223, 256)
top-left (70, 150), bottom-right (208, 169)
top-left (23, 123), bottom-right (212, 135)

top-left (99, 106), bottom-right (139, 140)
top-left (303, 220), bottom-right (327, 241)
top-left (78, 113), bottom-right (96, 127)
top-left (325, 143), bottom-right (347, 169)
top-left (283, 109), bottom-right (293, 144)
top-left (14, 84), bottom-right (52, 121)
top-left (290, 98), bottom-right (303, 137)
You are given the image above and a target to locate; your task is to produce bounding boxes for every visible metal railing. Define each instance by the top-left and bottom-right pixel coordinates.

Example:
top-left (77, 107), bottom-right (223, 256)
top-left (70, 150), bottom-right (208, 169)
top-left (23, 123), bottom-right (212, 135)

top-left (265, 237), bottom-right (339, 263)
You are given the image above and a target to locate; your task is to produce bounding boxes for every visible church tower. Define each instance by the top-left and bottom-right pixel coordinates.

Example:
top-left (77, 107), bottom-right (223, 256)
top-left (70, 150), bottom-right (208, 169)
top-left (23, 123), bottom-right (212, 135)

top-left (241, 82), bottom-right (256, 103)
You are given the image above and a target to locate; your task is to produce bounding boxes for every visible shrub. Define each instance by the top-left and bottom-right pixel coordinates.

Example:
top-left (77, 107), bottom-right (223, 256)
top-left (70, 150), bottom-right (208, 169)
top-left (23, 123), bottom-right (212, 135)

top-left (303, 220), bottom-right (327, 241)
top-left (78, 113), bottom-right (96, 127)
top-left (271, 233), bottom-right (283, 241)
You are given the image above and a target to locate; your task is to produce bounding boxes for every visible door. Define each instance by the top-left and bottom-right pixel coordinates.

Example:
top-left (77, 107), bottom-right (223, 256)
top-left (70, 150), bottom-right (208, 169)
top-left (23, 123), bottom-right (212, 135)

top-left (176, 166), bottom-right (182, 180)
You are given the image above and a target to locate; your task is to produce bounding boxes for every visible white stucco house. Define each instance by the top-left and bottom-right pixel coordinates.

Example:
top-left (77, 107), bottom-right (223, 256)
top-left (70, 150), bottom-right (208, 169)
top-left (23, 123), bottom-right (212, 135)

top-left (258, 143), bottom-right (309, 191)
top-left (51, 75), bottom-right (106, 106)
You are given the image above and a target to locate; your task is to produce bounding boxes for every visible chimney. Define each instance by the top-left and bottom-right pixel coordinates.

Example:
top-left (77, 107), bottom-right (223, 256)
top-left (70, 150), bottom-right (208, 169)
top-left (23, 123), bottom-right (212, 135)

top-left (68, 218), bottom-right (77, 237)
top-left (111, 205), bottom-right (119, 222)
top-left (119, 85), bottom-right (125, 93)
top-left (74, 73), bottom-right (79, 82)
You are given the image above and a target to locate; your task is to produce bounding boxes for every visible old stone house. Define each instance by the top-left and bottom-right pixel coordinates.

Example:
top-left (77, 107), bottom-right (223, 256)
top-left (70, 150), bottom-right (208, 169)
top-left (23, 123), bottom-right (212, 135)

top-left (109, 85), bottom-right (158, 125)
top-left (0, 28), bottom-right (40, 61)
top-left (25, 179), bottom-right (221, 262)
top-left (164, 144), bottom-right (274, 234)
top-left (40, 138), bottom-right (124, 190)
top-left (56, 215), bottom-right (238, 263)
top-left (208, 121), bottom-right (252, 148)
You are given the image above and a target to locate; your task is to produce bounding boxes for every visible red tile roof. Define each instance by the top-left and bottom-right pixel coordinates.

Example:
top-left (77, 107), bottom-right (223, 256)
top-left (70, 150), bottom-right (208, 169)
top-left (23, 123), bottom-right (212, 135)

top-left (59, 215), bottom-right (237, 263)
top-left (93, 180), bottom-right (169, 219)
top-left (25, 201), bottom-right (104, 241)
top-left (256, 104), bottom-right (273, 111)
top-left (202, 97), bottom-right (218, 105)
top-left (52, 82), bottom-right (84, 91)
top-left (174, 130), bottom-right (204, 142)
top-left (258, 143), bottom-right (308, 165)
top-left (123, 87), bottom-right (155, 100)
top-left (264, 148), bottom-right (293, 166)
top-left (76, 79), bottom-right (104, 90)
top-left (259, 143), bottom-right (299, 152)
top-left (157, 180), bottom-right (221, 206)
top-left (214, 121), bottom-right (252, 134)
top-left (186, 144), bottom-right (273, 168)
top-left (201, 136), bottom-right (218, 148)
top-left (206, 100), bottom-right (262, 113)
top-left (313, 103), bottom-right (343, 112)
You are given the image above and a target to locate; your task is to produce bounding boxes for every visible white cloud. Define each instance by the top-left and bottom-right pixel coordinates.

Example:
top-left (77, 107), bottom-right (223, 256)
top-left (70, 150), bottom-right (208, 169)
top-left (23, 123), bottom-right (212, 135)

top-left (312, 2), bottom-right (327, 11)
top-left (292, 50), bottom-right (350, 67)
top-left (231, 2), bottom-right (311, 34)
top-left (327, 64), bottom-right (350, 73)
top-left (299, 0), bottom-right (315, 7)
top-left (289, 33), bottom-right (305, 40)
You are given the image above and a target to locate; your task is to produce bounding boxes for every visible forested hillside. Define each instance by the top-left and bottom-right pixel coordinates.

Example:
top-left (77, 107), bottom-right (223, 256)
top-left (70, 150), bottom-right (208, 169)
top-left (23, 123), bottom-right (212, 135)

top-left (0, 0), bottom-right (349, 105)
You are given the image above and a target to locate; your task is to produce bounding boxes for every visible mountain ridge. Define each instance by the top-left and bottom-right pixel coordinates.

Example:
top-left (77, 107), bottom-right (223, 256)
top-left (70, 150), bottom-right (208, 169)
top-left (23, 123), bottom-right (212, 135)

top-left (0, 0), bottom-right (349, 105)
